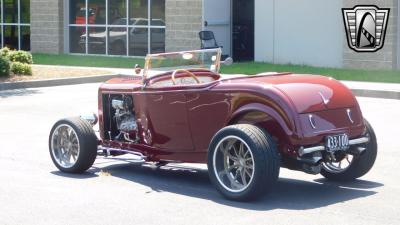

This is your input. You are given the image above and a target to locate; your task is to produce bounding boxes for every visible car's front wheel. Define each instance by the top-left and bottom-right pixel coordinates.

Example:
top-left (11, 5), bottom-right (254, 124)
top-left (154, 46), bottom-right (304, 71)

top-left (208, 124), bottom-right (280, 201)
top-left (49, 117), bottom-right (98, 173)
top-left (321, 119), bottom-right (377, 181)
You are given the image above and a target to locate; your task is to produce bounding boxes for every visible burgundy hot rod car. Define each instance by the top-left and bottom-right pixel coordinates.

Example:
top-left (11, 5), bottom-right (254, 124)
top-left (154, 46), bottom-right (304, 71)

top-left (49, 48), bottom-right (377, 201)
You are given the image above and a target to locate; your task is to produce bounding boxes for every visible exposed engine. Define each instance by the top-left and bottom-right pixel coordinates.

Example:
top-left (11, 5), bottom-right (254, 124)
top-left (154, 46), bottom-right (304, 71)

top-left (109, 95), bottom-right (139, 142)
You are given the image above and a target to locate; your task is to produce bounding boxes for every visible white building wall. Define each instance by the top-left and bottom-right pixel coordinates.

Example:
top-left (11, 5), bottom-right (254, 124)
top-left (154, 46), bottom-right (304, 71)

top-left (254, 0), bottom-right (274, 63)
top-left (255, 0), bottom-right (344, 68)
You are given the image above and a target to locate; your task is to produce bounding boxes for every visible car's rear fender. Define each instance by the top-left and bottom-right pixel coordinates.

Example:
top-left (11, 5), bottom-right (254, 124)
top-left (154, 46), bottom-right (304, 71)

top-left (227, 103), bottom-right (300, 157)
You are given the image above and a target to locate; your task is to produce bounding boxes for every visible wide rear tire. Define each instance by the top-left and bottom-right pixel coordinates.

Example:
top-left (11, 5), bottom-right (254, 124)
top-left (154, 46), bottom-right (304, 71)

top-left (49, 117), bottom-right (98, 173)
top-left (207, 124), bottom-right (280, 201)
top-left (321, 119), bottom-right (377, 181)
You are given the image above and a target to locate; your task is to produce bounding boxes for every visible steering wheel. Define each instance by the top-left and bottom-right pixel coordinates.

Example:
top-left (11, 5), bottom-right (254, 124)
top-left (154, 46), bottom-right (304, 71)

top-left (171, 69), bottom-right (201, 85)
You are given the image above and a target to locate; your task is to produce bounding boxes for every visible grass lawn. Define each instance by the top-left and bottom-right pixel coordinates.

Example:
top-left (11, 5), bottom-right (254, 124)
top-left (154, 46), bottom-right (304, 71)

top-left (33, 53), bottom-right (400, 83)
top-left (33, 53), bottom-right (143, 68)
top-left (221, 62), bottom-right (400, 83)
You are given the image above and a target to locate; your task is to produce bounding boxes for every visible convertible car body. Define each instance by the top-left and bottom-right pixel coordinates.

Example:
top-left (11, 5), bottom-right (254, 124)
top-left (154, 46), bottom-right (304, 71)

top-left (49, 48), bottom-right (377, 201)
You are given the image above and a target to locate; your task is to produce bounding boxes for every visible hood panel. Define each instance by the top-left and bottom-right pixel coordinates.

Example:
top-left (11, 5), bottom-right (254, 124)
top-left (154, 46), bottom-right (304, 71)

top-left (100, 77), bottom-right (142, 92)
top-left (225, 74), bottom-right (356, 113)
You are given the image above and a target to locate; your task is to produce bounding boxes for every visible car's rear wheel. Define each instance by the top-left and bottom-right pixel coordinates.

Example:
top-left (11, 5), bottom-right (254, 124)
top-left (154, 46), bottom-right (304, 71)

top-left (49, 117), bottom-right (98, 173)
top-left (208, 124), bottom-right (280, 201)
top-left (321, 119), bottom-right (377, 181)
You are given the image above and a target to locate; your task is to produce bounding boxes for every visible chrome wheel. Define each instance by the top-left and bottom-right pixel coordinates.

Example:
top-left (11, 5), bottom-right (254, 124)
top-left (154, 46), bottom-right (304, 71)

top-left (213, 135), bottom-right (255, 193)
top-left (50, 124), bottom-right (80, 168)
top-left (322, 154), bottom-right (354, 173)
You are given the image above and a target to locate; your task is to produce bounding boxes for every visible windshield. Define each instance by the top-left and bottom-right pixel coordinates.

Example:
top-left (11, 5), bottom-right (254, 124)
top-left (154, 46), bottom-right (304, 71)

top-left (143, 48), bottom-right (222, 79)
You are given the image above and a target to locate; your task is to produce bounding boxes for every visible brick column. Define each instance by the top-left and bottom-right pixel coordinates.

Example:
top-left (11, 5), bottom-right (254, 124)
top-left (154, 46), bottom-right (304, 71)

top-left (342, 0), bottom-right (398, 70)
top-left (30, 0), bottom-right (64, 54)
top-left (165, 0), bottom-right (202, 52)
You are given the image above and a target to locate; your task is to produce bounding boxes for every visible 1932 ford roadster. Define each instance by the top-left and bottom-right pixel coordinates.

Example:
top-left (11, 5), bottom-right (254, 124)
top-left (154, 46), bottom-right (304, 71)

top-left (49, 48), bottom-right (377, 201)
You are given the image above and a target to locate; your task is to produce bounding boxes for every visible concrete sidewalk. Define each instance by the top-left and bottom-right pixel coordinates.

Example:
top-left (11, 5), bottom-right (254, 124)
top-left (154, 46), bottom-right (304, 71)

top-left (338, 81), bottom-right (400, 100)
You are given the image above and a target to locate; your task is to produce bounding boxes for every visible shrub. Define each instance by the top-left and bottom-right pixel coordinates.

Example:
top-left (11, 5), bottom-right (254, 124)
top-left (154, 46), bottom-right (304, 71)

top-left (0, 47), bottom-right (11, 58)
top-left (0, 56), bottom-right (10, 77)
top-left (11, 62), bottom-right (32, 76)
top-left (8, 50), bottom-right (33, 64)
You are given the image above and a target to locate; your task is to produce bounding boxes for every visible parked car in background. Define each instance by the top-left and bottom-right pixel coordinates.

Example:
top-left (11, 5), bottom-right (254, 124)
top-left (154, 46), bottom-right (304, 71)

top-left (79, 18), bottom-right (165, 55)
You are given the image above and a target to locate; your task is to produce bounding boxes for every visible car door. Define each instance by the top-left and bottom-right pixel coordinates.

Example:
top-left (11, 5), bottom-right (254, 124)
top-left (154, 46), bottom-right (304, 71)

top-left (185, 90), bottom-right (231, 151)
top-left (135, 87), bottom-right (194, 151)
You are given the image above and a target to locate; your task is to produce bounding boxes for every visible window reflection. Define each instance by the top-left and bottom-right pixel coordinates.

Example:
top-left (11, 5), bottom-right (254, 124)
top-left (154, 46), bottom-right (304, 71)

top-left (151, 0), bottom-right (165, 26)
top-left (70, 0), bottom-right (86, 24)
top-left (108, 26), bottom-right (127, 55)
top-left (88, 0), bottom-right (106, 25)
top-left (0, 0), bottom-right (30, 50)
top-left (108, 0), bottom-right (126, 25)
top-left (4, 0), bottom-right (18, 23)
top-left (20, 0), bottom-right (30, 23)
top-left (88, 27), bottom-right (106, 54)
top-left (20, 26), bottom-right (30, 51)
top-left (69, 0), bottom-right (165, 56)
top-left (129, 0), bottom-right (148, 22)
top-left (4, 26), bottom-right (18, 49)
top-left (129, 27), bottom-right (148, 56)
top-left (151, 28), bottom-right (165, 53)
top-left (70, 27), bottom-right (86, 53)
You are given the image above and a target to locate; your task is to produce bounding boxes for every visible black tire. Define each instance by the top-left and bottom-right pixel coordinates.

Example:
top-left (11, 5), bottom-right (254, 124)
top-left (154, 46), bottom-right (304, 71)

top-left (321, 119), bottom-right (377, 181)
top-left (207, 124), bottom-right (280, 201)
top-left (49, 117), bottom-right (98, 173)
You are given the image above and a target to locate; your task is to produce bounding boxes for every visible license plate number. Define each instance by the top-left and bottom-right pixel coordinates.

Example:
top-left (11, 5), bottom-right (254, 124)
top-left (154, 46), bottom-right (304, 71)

top-left (325, 134), bottom-right (349, 152)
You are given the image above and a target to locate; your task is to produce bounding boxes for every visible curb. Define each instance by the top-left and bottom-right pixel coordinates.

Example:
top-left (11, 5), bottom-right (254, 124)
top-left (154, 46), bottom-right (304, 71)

top-left (0, 74), bottom-right (120, 91)
top-left (351, 89), bottom-right (400, 100)
top-left (0, 74), bottom-right (399, 100)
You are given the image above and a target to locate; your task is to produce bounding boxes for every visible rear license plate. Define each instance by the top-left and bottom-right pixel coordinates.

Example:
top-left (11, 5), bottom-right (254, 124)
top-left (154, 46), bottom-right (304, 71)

top-left (325, 134), bottom-right (349, 152)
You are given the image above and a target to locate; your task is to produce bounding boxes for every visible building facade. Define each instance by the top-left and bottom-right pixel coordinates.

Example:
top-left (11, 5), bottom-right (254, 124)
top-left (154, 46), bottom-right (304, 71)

top-left (253, 0), bottom-right (399, 70)
top-left (0, 0), bottom-right (399, 70)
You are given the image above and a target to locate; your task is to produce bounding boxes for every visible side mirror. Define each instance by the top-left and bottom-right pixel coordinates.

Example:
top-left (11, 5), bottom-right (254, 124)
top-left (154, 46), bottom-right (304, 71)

top-left (134, 64), bottom-right (142, 75)
top-left (221, 57), bottom-right (233, 66)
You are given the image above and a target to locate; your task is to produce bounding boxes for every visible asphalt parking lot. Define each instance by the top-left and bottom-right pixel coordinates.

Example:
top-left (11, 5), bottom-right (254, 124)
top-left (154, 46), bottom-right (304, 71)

top-left (0, 83), bottom-right (399, 225)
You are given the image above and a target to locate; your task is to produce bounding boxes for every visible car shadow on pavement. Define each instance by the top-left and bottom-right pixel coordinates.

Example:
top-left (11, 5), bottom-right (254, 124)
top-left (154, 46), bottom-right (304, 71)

top-left (51, 170), bottom-right (99, 179)
top-left (87, 161), bottom-right (382, 211)
top-left (0, 89), bottom-right (41, 98)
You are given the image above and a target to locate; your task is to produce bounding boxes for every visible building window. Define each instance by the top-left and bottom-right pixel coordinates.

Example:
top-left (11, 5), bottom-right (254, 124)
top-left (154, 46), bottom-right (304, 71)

top-left (68, 0), bottom-right (165, 56)
top-left (0, 0), bottom-right (30, 50)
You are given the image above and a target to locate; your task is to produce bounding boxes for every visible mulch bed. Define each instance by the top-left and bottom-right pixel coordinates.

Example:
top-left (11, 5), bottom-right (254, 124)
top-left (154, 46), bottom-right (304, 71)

top-left (0, 65), bottom-right (113, 83)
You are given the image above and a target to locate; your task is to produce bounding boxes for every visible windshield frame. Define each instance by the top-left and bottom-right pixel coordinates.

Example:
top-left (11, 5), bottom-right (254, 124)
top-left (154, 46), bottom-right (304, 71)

top-left (142, 48), bottom-right (222, 83)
